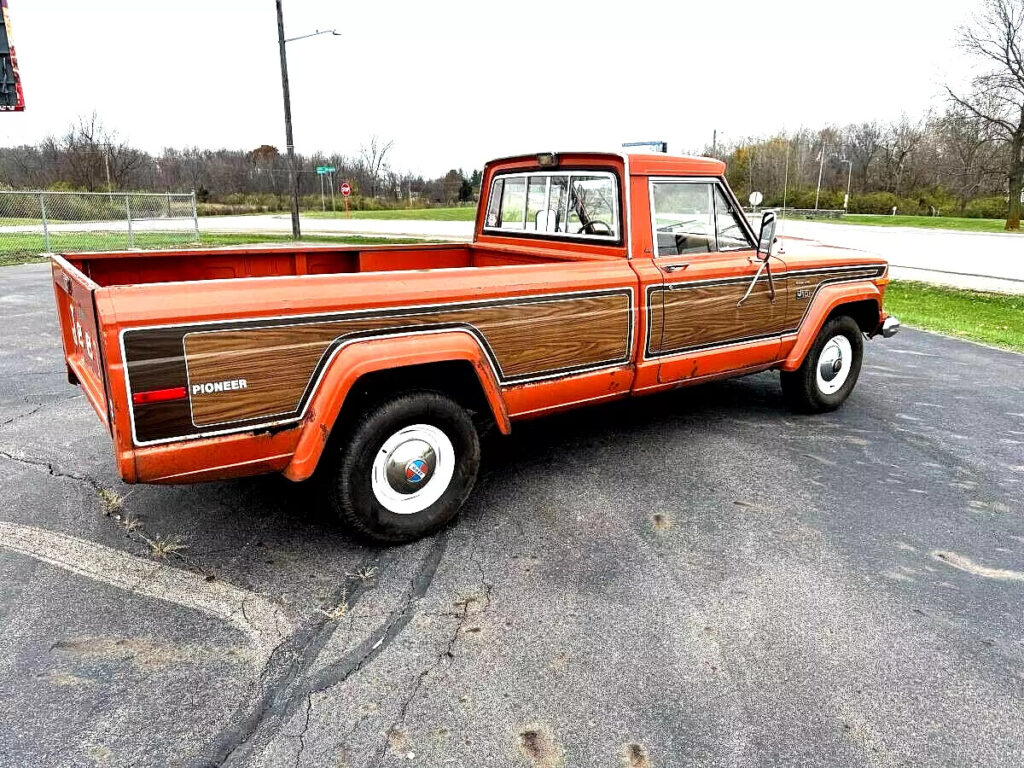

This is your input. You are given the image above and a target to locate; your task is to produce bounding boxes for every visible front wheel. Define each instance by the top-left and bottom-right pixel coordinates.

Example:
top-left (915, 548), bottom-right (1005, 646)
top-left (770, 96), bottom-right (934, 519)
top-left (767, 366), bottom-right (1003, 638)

top-left (324, 392), bottom-right (480, 544)
top-left (780, 315), bottom-right (864, 413)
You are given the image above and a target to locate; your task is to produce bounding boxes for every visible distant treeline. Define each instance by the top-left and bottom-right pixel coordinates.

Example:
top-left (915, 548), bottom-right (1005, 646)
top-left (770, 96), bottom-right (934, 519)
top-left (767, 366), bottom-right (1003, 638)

top-left (0, 114), bottom-right (481, 214)
top-left (0, 110), bottom-right (1016, 219)
top-left (713, 111), bottom-right (1013, 218)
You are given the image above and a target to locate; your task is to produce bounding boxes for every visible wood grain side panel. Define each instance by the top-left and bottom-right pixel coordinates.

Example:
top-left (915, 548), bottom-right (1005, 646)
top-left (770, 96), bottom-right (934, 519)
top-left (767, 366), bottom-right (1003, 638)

top-left (655, 279), bottom-right (786, 354)
top-left (183, 293), bottom-right (631, 427)
top-left (650, 266), bottom-right (885, 356)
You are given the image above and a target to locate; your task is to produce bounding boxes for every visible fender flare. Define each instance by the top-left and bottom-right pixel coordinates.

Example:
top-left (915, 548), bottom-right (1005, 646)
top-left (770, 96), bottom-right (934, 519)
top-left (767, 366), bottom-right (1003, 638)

top-left (282, 329), bottom-right (510, 482)
top-left (780, 282), bottom-right (882, 372)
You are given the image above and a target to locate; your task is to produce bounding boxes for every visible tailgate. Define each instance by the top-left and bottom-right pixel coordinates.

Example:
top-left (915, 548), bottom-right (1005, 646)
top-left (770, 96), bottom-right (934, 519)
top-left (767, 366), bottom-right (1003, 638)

top-left (50, 256), bottom-right (111, 431)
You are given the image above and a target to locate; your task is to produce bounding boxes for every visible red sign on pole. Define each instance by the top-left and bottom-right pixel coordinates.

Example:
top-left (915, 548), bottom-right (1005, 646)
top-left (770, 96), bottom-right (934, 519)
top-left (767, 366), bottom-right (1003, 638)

top-left (340, 181), bottom-right (351, 197)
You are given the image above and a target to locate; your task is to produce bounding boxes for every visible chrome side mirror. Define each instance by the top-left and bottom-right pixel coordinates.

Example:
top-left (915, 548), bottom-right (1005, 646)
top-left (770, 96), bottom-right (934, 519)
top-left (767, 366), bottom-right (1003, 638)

top-left (757, 210), bottom-right (777, 260)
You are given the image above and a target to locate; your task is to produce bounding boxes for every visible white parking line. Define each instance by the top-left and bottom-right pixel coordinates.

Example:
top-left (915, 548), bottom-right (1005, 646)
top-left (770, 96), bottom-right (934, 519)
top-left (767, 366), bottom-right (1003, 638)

top-left (0, 521), bottom-right (294, 650)
top-left (932, 550), bottom-right (1024, 582)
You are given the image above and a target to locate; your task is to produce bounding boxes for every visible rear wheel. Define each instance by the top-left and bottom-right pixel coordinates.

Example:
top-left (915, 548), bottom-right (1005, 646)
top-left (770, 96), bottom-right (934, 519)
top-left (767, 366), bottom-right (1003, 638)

top-left (780, 315), bottom-right (864, 413)
top-left (324, 391), bottom-right (480, 544)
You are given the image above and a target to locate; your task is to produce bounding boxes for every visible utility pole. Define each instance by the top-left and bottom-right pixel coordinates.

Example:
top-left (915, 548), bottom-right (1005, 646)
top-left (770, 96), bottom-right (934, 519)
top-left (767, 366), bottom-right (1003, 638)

top-left (712, 129), bottom-right (717, 156)
top-left (276, 0), bottom-right (300, 239)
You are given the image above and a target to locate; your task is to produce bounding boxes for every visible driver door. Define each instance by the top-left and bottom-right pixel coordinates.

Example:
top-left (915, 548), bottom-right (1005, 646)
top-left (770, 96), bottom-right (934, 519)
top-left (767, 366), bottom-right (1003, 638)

top-left (649, 179), bottom-right (788, 384)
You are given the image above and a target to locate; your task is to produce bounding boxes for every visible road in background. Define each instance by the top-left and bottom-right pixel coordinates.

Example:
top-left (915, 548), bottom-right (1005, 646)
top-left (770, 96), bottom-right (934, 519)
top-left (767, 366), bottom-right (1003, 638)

top-left (2, 210), bottom-right (1022, 293)
top-left (201, 213), bottom-right (1024, 294)
top-left (1, 262), bottom-right (1023, 766)
top-left (777, 218), bottom-right (1024, 294)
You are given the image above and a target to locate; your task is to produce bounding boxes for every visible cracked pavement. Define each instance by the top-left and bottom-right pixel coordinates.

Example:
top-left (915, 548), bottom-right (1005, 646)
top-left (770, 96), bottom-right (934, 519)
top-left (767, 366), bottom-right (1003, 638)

top-left (1, 261), bottom-right (1023, 767)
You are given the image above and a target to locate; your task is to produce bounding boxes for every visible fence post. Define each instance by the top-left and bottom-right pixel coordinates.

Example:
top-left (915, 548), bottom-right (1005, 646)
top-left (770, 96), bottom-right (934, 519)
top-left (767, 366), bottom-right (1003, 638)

top-left (125, 194), bottom-right (135, 248)
top-left (39, 193), bottom-right (51, 253)
top-left (166, 192), bottom-right (171, 218)
top-left (190, 191), bottom-right (199, 243)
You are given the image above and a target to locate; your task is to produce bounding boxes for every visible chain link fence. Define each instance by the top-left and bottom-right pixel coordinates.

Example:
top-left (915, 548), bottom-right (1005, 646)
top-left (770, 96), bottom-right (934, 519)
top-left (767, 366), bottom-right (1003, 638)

top-left (0, 190), bottom-right (199, 263)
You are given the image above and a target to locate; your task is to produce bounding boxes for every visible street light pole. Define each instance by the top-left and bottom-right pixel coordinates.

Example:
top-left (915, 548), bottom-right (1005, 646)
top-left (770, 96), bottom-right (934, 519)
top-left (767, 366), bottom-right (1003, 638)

top-left (275, 0), bottom-right (300, 239)
top-left (814, 146), bottom-right (826, 211)
top-left (841, 158), bottom-right (853, 212)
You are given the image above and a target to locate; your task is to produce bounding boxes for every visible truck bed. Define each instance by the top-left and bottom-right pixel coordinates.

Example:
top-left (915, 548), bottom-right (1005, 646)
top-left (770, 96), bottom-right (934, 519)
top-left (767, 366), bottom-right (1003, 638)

top-left (66, 242), bottom-right (610, 287)
top-left (51, 240), bottom-right (637, 482)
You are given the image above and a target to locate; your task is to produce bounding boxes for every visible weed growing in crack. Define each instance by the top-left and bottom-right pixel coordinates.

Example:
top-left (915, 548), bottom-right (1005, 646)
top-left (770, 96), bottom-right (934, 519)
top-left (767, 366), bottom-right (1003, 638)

top-left (317, 588), bottom-right (349, 620)
top-left (142, 534), bottom-right (189, 560)
top-left (97, 488), bottom-right (127, 515)
top-left (121, 515), bottom-right (143, 533)
top-left (348, 566), bottom-right (378, 582)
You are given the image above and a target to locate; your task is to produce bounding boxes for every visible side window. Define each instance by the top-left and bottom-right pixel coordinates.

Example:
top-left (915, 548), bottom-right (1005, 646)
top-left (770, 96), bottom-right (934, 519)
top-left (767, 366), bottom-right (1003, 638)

top-left (714, 186), bottom-right (753, 250)
top-left (497, 177), bottom-right (526, 229)
top-left (651, 182), bottom-right (714, 256)
top-left (484, 178), bottom-right (503, 228)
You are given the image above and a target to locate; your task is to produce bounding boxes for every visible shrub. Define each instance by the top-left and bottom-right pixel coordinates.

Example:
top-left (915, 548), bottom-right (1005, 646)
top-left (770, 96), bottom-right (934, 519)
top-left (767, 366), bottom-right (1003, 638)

top-left (848, 191), bottom-right (900, 215)
top-left (963, 196), bottom-right (1008, 219)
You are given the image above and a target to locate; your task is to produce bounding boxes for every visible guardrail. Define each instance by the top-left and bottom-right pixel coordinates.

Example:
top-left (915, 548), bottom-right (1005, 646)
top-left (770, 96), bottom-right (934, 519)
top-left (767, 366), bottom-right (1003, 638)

top-left (745, 207), bottom-right (846, 220)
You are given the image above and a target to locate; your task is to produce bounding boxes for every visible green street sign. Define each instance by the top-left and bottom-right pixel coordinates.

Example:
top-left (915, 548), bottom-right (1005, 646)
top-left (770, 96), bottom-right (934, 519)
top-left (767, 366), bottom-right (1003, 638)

top-left (315, 166), bottom-right (336, 174)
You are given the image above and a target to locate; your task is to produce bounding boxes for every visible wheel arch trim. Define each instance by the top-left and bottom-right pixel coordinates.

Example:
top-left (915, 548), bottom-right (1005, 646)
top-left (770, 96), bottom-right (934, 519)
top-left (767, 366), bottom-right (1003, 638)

top-left (780, 283), bottom-right (882, 372)
top-left (282, 330), bottom-right (510, 482)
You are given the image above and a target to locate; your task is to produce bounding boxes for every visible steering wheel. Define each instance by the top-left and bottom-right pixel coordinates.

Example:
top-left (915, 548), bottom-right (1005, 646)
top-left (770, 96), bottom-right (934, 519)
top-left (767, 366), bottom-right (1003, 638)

top-left (580, 220), bottom-right (613, 235)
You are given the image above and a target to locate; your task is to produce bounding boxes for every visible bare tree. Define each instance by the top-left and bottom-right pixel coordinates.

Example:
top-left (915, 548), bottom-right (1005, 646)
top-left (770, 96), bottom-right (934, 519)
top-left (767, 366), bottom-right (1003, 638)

top-left (844, 122), bottom-right (882, 193)
top-left (359, 136), bottom-right (394, 197)
top-left (41, 113), bottom-right (145, 191)
top-left (936, 110), bottom-right (1002, 211)
top-left (879, 117), bottom-right (924, 195)
top-left (947, 0), bottom-right (1024, 230)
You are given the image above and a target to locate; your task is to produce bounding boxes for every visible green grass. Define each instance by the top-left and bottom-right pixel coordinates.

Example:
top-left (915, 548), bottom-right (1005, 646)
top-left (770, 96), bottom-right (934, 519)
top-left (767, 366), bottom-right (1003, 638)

top-left (885, 281), bottom-right (1024, 352)
top-left (818, 214), bottom-right (1019, 233)
top-left (302, 206), bottom-right (477, 221)
top-left (0, 232), bottom-right (431, 267)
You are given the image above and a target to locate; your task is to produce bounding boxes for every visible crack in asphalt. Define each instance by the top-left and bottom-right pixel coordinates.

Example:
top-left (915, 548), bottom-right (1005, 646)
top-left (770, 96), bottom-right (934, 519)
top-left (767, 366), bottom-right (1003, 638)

top-left (0, 391), bottom-right (83, 429)
top-left (195, 532), bottom-right (448, 767)
top-left (306, 532), bottom-right (449, 699)
top-left (370, 574), bottom-right (485, 767)
top-left (369, 526), bottom-right (492, 765)
top-left (0, 448), bottom-right (102, 490)
top-left (292, 694), bottom-right (313, 768)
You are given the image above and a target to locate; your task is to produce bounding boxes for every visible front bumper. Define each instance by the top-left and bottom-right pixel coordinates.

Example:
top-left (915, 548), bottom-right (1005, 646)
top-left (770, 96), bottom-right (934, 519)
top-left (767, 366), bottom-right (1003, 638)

top-left (881, 315), bottom-right (900, 338)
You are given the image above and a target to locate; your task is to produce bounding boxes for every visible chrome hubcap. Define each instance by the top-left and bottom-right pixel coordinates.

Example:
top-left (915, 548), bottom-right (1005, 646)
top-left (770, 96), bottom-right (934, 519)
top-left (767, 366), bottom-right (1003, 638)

top-left (371, 425), bottom-right (454, 515)
top-left (384, 439), bottom-right (436, 494)
top-left (816, 335), bottom-right (853, 395)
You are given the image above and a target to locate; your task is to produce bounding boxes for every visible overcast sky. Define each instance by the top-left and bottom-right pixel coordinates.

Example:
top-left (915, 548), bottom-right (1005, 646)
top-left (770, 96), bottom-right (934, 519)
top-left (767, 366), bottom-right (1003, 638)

top-left (0, 0), bottom-right (978, 177)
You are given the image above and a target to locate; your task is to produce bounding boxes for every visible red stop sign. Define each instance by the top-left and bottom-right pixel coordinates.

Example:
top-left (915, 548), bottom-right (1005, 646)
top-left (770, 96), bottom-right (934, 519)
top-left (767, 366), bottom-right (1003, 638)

top-left (340, 181), bottom-right (352, 197)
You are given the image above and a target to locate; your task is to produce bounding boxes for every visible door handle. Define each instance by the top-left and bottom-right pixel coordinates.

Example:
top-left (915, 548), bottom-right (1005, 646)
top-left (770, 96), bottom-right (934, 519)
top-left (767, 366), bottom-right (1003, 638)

top-left (662, 263), bottom-right (689, 273)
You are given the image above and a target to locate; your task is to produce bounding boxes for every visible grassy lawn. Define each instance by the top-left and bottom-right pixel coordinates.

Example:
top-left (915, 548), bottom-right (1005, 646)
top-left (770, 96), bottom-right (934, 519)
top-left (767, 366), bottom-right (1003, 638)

top-left (303, 207), bottom-right (477, 221)
top-left (885, 281), bottom-right (1024, 352)
top-left (0, 232), bottom-right (430, 267)
top-left (819, 214), bottom-right (1018, 234)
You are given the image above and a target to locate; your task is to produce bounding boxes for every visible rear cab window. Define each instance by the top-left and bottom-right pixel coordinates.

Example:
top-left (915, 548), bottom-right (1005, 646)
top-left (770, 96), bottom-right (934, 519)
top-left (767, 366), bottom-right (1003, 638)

top-left (484, 170), bottom-right (620, 241)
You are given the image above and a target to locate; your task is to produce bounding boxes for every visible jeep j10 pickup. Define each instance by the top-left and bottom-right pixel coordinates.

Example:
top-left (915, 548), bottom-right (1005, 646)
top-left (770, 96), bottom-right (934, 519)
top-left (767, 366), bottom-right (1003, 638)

top-left (51, 151), bottom-right (900, 542)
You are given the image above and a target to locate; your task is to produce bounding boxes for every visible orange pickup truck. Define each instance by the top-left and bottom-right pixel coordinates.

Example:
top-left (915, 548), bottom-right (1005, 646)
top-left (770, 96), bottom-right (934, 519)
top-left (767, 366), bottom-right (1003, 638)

top-left (51, 151), bottom-right (899, 542)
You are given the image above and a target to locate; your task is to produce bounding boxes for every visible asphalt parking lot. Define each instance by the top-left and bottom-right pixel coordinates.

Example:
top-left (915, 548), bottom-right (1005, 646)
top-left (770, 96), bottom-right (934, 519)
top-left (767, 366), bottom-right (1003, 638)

top-left (1, 261), bottom-right (1022, 768)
